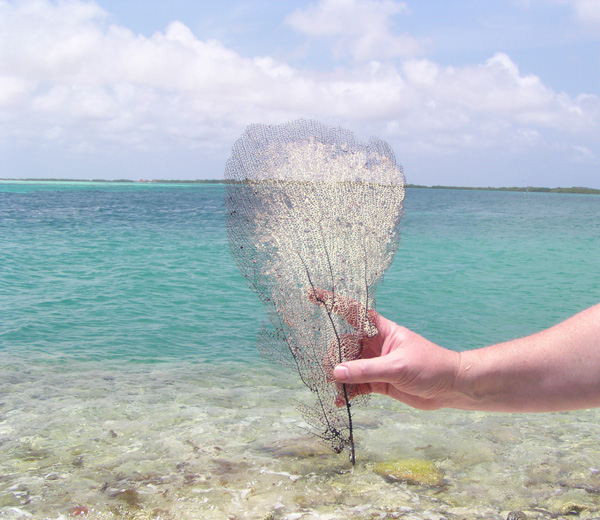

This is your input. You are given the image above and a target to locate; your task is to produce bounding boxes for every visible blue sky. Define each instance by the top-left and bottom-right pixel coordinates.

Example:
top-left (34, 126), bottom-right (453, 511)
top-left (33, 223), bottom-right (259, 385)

top-left (1, 0), bottom-right (599, 187)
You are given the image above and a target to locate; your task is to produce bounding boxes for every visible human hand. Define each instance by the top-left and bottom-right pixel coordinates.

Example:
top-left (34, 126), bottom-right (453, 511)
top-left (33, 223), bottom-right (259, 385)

top-left (309, 288), bottom-right (461, 410)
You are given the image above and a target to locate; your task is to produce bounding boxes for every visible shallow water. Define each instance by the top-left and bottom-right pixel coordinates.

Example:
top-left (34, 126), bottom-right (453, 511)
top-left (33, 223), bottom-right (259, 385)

top-left (3, 360), bottom-right (600, 519)
top-left (1, 182), bottom-right (600, 518)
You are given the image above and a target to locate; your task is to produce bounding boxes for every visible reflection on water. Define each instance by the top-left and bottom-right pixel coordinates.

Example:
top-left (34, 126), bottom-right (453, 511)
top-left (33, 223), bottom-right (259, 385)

top-left (2, 360), bottom-right (600, 519)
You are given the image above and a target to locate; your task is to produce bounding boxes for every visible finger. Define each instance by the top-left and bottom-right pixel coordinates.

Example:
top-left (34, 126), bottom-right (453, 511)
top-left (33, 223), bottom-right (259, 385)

top-left (323, 332), bottom-right (364, 382)
top-left (333, 356), bottom-right (398, 385)
top-left (307, 288), bottom-right (379, 334)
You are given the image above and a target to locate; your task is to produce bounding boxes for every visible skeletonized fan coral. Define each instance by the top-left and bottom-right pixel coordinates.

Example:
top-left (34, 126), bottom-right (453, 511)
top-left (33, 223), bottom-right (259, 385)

top-left (225, 119), bottom-right (405, 464)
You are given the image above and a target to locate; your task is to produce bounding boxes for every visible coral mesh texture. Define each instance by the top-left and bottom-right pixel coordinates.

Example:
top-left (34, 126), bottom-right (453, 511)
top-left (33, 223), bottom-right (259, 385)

top-left (225, 119), bottom-right (405, 462)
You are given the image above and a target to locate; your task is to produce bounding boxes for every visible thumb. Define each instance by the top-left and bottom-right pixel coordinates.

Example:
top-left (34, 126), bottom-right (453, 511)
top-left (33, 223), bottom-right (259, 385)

top-left (333, 356), bottom-right (397, 385)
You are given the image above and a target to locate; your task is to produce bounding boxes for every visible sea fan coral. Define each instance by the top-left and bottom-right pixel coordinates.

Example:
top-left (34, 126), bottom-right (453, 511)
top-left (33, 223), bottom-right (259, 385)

top-left (225, 119), bottom-right (405, 464)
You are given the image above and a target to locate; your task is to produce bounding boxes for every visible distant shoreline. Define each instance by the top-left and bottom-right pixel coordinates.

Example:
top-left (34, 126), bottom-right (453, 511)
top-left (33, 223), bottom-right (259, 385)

top-left (1, 178), bottom-right (599, 194)
top-left (405, 184), bottom-right (600, 195)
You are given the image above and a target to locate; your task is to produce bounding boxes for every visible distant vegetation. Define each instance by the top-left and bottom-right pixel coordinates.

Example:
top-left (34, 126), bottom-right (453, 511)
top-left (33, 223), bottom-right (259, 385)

top-left (0, 178), bottom-right (225, 184)
top-left (2, 178), bottom-right (599, 194)
top-left (405, 184), bottom-right (600, 195)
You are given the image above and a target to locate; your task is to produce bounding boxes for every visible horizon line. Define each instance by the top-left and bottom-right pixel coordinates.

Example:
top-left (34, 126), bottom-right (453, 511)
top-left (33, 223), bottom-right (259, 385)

top-left (1, 178), bottom-right (599, 194)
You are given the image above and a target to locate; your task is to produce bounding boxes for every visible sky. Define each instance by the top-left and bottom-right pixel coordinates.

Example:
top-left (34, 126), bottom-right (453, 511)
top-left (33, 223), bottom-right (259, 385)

top-left (0, 0), bottom-right (599, 187)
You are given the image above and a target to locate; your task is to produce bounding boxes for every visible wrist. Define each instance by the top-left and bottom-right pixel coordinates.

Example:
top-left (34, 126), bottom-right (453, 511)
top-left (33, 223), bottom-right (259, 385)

top-left (450, 348), bottom-right (499, 411)
top-left (450, 345), bottom-right (542, 412)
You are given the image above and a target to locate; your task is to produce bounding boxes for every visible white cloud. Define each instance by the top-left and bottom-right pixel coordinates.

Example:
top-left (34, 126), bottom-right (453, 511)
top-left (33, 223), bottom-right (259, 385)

top-left (286, 0), bottom-right (423, 61)
top-left (0, 0), bottom-right (107, 80)
top-left (537, 0), bottom-right (600, 29)
top-left (571, 0), bottom-right (600, 27)
top-left (0, 75), bottom-right (32, 108)
top-left (393, 52), bottom-right (597, 139)
top-left (0, 0), bottom-right (598, 184)
top-left (571, 144), bottom-right (595, 162)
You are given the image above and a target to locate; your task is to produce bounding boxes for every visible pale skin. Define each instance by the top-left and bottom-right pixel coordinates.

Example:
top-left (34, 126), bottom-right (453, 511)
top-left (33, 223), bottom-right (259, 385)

top-left (311, 289), bottom-right (600, 413)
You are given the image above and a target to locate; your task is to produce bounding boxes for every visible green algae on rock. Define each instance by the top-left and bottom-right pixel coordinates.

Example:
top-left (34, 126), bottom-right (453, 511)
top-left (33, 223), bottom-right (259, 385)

top-left (556, 500), bottom-right (589, 515)
top-left (374, 458), bottom-right (444, 486)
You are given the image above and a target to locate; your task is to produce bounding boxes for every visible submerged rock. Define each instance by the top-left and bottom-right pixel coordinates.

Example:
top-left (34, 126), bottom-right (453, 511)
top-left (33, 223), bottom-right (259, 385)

top-left (374, 458), bottom-right (444, 486)
top-left (111, 488), bottom-right (141, 507)
top-left (506, 511), bottom-right (527, 520)
top-left (557, 501), bottom-right (588, 515)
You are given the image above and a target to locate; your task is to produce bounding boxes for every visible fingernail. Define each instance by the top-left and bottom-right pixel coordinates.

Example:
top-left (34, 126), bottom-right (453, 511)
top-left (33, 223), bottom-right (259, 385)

top-left (333, 365), bottom-right (349, 381)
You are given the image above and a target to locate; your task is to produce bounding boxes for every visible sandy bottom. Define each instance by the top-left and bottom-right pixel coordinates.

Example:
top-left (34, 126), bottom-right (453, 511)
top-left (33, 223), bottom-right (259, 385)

top-left (2, 359), bottom-right (600, 519)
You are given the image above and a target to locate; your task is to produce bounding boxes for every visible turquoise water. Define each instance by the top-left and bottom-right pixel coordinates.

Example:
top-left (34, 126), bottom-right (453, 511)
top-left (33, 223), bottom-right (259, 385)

top-left (2, 182), bottom-right (260, 363)
top-left (1, 181), bottom-right (600, 519)
top-left (3, 182), bottom-right (598, 361)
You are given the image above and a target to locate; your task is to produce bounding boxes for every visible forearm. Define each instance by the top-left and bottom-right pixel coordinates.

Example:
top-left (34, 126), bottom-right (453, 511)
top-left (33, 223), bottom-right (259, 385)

top-left (453, 303), bottom-right (600, 412)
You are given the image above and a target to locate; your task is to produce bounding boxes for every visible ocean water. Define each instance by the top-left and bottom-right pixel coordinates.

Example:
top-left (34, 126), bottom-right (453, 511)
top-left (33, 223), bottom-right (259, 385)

top-left (1, 181), bottom-right (600, 519)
